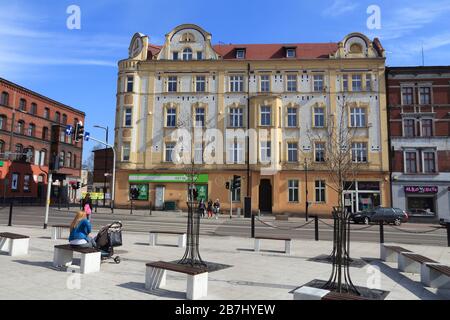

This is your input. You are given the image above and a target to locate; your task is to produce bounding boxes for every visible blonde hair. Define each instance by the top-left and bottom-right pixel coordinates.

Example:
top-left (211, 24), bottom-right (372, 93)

top-left (70, 211), bottom-right (87, 231)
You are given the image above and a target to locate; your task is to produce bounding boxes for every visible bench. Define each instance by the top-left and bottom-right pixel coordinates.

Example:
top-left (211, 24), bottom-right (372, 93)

top-left (398, 253), bottom-right (438, 274)
top-left (149, 231), bottom-right (186, 248)
top-left (53, 244), bottom-right (101, 274)
top-left (145, 261), bottom-right (208, 300)
top-left (0, 232), bottom-right (29, 256)
top-left (254, 236), bottom-right (292, 255)
top-left (292, 286), bottom-right (368, 300)
top-left (380, 244), bottom-right (412, 263)
top-left (421, 264), bottom-right (450, 289)
top-left (52, 225), bottom-right (71, 240)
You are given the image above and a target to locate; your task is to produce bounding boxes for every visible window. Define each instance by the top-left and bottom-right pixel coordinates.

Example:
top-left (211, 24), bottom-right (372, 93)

top-left (124, 108), bottom-right (132, 127)
top-left (423, 151), bottom-right (436, 173)
top-left (365, 74), bottom-right (372, 91)
top-left (401, 87), bottom-right (414, 105)
top-left (230, 141), bottom-right (243, 164)
top-left (11, 173), bottom-right (19, 191)
top-left (230, 76), bottom-right (244, 92)
top-left (166, 108), bottom-right (177, 127)
top-left (42, 127), bottom-right (49, 140)
top-left (287, 143), bottom-right (298, 162)
top-left (66, 152), bottom-right (72, 168)
top-left (182, 48), bottom-right (193, 60)
top-left (62, 114), bottom-right (67, 125)
top-left (286, 48), bottom-right (296, 58)
top-left (287, 75), bottom-right (297, 92)
top-left (168, 76), bottom-right (177, 92)
top-left (405, 151), bottom-right (417, 173)
top-left (122, 143), bottom-right (131, 162)
top-left (403, 119), bottom-right (416, 137)
top-left (126, 76), bottom-right (134, 92)
top-left (55, 112), bottom-right (61, 123)
top-left (350, 107), bottom-right (366, 127)
top-left (194, 143), bottom-right (203, 164)
top-left (172, 52), bottom-right (179, 60)
top-left (0, 140), bottom-right (4, 154)
top-left (27, 123), bottom-right (35, 137)
top-left (73, 154), bottom-right (77, 169)
top-left (0, 115), bottom-right (6, 130)
top-left (315, 180), bottom-right (326, 202)
top-left (232, 184), bottom-right (241, 202)
top-left (260, 75), bottom-right (270, 92)
top-left (287, 107), bottom-right (297, 127)
top-left (313, 75), bottom-right (324, 92)
top-left (288, 180), bottom-right (299, 202)
top-left (1, 92), bottom-right (9, 106)
top-left (196, 76), bottom-right (206, 92)
top-left (352, 75), bottom-right (362, 91)
top-left (419, 87), bottom-right (431, 105)
top-left (39, 149), bottom-right (47, 166)
top-left (24, 147), bottom-right (33, 163)
top-left (19, 99), bottom-right (27, 112)
top-left (195, 107), bottom-right (205, 127)
top-left (230, 108), bottom-right (243, 128)
top-left (15, 144), bottom-right (23, 160)
top-left (44, 108), bottom-right (50, 119)
top-left (60, 130), bottom-right (65, 143)
top-left (342, 75), bottom-right (349, 91)
top-left (59, 151), bottom-right (65, 168)
top-left (165, 143), bottom-right (175, 162)
top-left (260, 106), bottom-right (271, 126)
top-left (421, 119), bottom-right (433, 137)
top-left (197, 52), bottom-right (203, 60)
top-left (236, 49), bottom-right (245, 59)
top-left (23, 175), bottom-right (31, 192)
top-left (17, 121), bottom-right (25, 134)
top-left (315, 142), bottom-right (325, 162)
top-left (352, 142), bottom-right (368, 163)
top-left (30, 103), bottom-right (37, 115)
top-left (260, 141), bottom-right (271, 163)
top-left (314, 107), bottom-right (325, 127)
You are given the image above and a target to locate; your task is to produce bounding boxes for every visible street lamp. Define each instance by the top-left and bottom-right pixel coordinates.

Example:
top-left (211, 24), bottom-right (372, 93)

top-left (94, 125), bottom-right (109, 207)
top-left (304, 158), bottom-right (309, 222)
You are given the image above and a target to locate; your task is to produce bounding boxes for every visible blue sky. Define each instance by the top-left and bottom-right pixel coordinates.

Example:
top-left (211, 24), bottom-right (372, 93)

top-left (1, 0), bottom-right (449, 162)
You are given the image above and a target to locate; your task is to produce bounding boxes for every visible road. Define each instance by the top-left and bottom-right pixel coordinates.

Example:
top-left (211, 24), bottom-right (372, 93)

top-left (0, 205), bottom-right (448, 246)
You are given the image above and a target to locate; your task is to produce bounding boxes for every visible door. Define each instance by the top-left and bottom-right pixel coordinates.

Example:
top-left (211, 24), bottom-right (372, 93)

top-left (259, 179), bottom-right (272, 213)
top-left (155, 186), bottom-right (165, 210)
top-left (344, 192), bottom-right (355, 214)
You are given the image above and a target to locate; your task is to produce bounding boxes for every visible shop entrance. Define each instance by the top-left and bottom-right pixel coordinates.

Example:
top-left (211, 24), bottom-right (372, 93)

top-left (259, 179), bottom-right (272, 213)
top-left (343, 181), bottom-right (381, 214)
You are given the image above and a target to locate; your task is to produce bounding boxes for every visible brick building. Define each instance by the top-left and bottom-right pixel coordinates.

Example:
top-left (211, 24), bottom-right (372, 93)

top-left (387, 66), bottom-right (450, 221)
top-left (0, 78), bottom-right (85, 203)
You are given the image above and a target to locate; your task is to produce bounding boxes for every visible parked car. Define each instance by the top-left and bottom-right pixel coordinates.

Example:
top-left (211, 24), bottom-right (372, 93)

top-left (351, 207), bottom-right (408, 226)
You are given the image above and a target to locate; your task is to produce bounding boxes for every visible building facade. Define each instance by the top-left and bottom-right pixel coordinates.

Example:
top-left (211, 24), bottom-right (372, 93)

top-left (0, 78), bottom-right (85, 203)
top-left (387, 66), bottom-right (450, 221)
top-left (92, 147), bottom-right (113, 203)
top-left (114, 24), bottom-right (390, 216)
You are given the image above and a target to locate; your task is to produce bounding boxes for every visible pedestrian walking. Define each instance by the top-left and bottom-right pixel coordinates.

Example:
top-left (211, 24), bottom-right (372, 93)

top-left (82, 193), bottom-right (93, 221)
top-left (198, 199), bottom-right (206, 218)
top-left (207, 199), bottom-right (213, 219)
top-left (213, 199), bottom-right (220, 220)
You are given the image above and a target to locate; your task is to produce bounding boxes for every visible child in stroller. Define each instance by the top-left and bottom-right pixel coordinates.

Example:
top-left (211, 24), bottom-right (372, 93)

top-left (94, 221), bottom-right (123, 264)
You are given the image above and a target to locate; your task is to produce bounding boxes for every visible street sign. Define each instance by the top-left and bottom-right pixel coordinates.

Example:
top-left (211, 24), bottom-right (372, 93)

top-left (84, 132), bottom-right (90, 141)
top-left (65, 125), bottom-right (73, 136)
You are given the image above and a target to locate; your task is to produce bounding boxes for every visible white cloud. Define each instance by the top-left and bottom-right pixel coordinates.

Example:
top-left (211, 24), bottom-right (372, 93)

top-left (323, 0), bottom-right (359, 17)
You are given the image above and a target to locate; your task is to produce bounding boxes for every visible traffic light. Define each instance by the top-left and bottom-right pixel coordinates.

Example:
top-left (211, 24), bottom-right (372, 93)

top-left (225, 182), bottom-right (230, 190)
top-left (74, 121), bottom-right (84, 142)
top-left (233, 175), bottom-right (241, 190)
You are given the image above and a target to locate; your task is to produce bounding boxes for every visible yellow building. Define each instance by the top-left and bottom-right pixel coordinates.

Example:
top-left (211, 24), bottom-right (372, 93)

top-left (114, 24), bottom-right (390, 216)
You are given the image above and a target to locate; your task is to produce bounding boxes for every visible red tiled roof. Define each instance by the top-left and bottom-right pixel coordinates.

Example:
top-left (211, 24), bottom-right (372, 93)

top-left (147, 44), bottom-right (162, 58)
top-left (213, 43), bottom-right (338, 60)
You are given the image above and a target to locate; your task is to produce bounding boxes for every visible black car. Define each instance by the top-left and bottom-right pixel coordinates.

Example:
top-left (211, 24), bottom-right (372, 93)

top-left (351, 207), bottom-right (408, 226)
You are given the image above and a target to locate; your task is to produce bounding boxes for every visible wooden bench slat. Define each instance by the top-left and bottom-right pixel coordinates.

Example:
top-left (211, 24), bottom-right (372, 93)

top-left (149, 231), bottom-right (186, 235)
top-left (255, 236), bottom-right (291, 241)
top-left (384, 245), bottom-right (412, 253)
top-left (54, 244), bottom-right (98, 254)
top-left (402, 253), bottom-right (437, 264)
top-left (428, 264), bottom-right (450, 276)
top-left (52, 225), bottom-right (71, 228)
top-left (0, 232), bottom-right (30, 240)
top-left (146, 261), bottom-right (208, 275)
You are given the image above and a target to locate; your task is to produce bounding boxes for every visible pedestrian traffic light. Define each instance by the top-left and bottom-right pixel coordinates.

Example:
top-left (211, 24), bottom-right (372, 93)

top-left (225, 182), bottom-right (230, 190)
top-left (233, 175), bottom-right (241, 190)
top-left (74, 121), bottom-right (84, 142)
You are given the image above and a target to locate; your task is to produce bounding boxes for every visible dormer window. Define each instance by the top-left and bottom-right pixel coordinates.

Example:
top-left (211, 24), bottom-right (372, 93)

top-left (183, 48), bottom-right (193, 60)
top-left (236, 49), bottom-right (246, 59)
top-left (286, 48), bottom-right (296, 58)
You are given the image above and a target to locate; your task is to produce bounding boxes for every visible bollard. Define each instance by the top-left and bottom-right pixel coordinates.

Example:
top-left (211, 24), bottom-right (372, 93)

top-left (95, 199), bottom-right (98, 213)
top-left (379, 221), bottom-right (385, 244)
top-left (446, 222), bottom-right (450, 247)
top-left (314, 215), bottom-right (319, 241)
top-left (130, 199), bottom-right (133, 215)
top-left (67, 199), bottom-right (70, 211)
top-left (80, 199), bottom-right (82, 210)
top-left (8, 202), bottom-right (13, 226)
top-left (251, 213), bottom-right (255, 238)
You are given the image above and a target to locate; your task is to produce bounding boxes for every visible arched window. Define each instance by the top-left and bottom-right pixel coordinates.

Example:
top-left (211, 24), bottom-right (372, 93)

top-left (15, 144), bottom-right (23, 160)
top-left (27, 123), bottom-right (36, 137)
top-left (1, 92), bottom-right (9, 106)
top-left (17, 120), bottom-right (25, 134)
top-left (59, 151), bottom-right (65, 168)
top-left (19, 98), bottom-right (27, 111)
top-left (42, 127), bottom-right (49, 140)
top-left (0, 115), bottom-right (6, 130)
top-left (30, 103), bottom-right (37, 115)
top-left (55, 111), bottom-right (61, 123)
top-left (0, 140), bottom-right (5, 154)
top-left (62, 114), bottom-right (67, 124)
top-left (182, 48), bottom-right (193, 61)
top-left (44, 107), bottom-right (50, 119)
top-left (39, 149), bottom-right (47, 166)
top-left (66, 152), bottom-right (72, 168)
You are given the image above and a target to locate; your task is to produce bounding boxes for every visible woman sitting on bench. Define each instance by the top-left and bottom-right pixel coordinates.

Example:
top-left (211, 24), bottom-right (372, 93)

top-left (69, 211), bottom-right (96, 248)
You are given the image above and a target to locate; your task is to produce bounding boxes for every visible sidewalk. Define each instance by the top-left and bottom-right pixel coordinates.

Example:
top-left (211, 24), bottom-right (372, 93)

top-left (0, 225), bottom-right (449, 300)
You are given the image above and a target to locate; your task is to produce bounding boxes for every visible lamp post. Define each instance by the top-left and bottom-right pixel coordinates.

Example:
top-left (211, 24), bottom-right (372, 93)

top-left (94, 125), bottom-right (109, 207)
top-left (304, 158), bottom-right (309, 221)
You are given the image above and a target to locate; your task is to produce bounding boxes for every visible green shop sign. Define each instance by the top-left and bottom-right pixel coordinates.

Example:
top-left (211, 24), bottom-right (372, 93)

top-left (0, 161), bottom-right (3, 167)
top-left (129, 173), bottom-right (209, 184)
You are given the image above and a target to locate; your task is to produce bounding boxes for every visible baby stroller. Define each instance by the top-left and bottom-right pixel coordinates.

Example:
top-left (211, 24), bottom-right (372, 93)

top-left (95, 221), bottom-right (123, 264)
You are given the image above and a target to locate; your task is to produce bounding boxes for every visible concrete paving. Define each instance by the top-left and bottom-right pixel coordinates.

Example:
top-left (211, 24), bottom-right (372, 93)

top-left (0, 225), bottom-right (449, 300)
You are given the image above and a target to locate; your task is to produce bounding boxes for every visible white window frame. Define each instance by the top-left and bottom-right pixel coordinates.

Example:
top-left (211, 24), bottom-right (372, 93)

top-left (401, 86), bottom-right (414, 105)
top-left (166, 108), bottom-right (177, 127)
top-left (286, 48), bottom-right (296, 58)
top-left (260, 75), bottom-right (270, 92)
top-left (287, 74), bottom-right (297, 92)
top-left (230, 108), bottom-right (243, 128)
top-left (403, 118), bottom-right (416, 137)
top-left (287, 143), bottom-right (298, 163)
top-left (422, 149), bottom-right (437, 174)
top-left (420, 118), bottom-right (434, 137)
top-left (313, 75), bottom-right (324, 92)
top-left (126, 76), bottom-right (134, 93)
top-left (260, 106), bottom-right (271, 126)
top-left (195, 107), bottom-right (205, 127)
top-left (124, 108), bottom-right (132, 127)
top-left (182, 48), bottom-right (193, 61)
top-left (350, 107), bottom-right (366, 128)
top-left (260, 141), bottom-right (271, 163)
top-left (315, 142), bottom-right (325, 162)
top-left (314, 107), bottom-right (325, 128)
top-left (195, 76), bottom-right (206, 92)
top-left (236, 49), bottom-right (245, 59)
top-left (351, 142), bottom-right (368, 163)
top-left (168, 76), bottom-right (178, 92)
top-left (122, 143), bottom-right (131, 162)
top-left (352, 74), bottom-right (362, 92)
top-left (287, 107), bottom-right (297, 127)
top-left (288, 180), bottom-right (299, 202)
top-left (165, 143), bottom-right (175, 162)
top-left (230, 75), bottom-right (244, 92)
top-left (315, 180), bottom-right (326, 203)
top-left (419, 86), bottom-right (432, 105)
top-left (403, 149), bottom-right (419, 174)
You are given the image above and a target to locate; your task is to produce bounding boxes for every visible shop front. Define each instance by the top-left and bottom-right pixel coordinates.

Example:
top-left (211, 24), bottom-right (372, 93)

top-left (343, 181), bottom-right (381, 214)
top-left (404, 186), bottom-right (438, 217)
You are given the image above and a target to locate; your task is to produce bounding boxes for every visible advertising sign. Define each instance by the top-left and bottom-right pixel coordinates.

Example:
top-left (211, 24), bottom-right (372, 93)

top-left (404, 186), bottom-right (438, 194)
top-left (129, 184), bottom-right (149, 201)
top-left (129, 173), bottom-right (208, 184)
